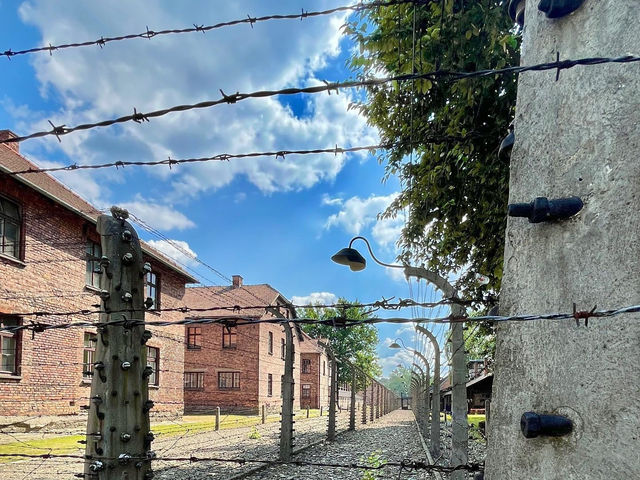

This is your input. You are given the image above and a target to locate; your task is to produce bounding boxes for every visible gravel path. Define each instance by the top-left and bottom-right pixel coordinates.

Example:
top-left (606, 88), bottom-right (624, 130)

top-left (245, 409), bottom-right (432, 480)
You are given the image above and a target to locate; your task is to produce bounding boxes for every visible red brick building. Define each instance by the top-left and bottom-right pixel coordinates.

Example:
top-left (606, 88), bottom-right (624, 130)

top-left (298, 332), bottom-right (330, 410)
top-left (183, 278), bottom-right (328, 414)
top-left (0, 130), bottom-right (196, 417)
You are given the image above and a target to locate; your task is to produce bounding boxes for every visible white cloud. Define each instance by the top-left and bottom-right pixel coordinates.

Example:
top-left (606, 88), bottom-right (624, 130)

top-left (291, 291), bottom-right (337, 306)
top-left (371, 215), bottom-right (404, 248)
top-left (119, 199), bottom-right (195, 231)
top-left (145, 239), bottom-right (198, 268)
top-left (378, 348), bottom-right (415, 376)
top-left (395, 324), bottom-right (415, 336)
top-left (324, 192), bottom-right (400, 236)
top-left (15, 1), bottom-right (378, 199)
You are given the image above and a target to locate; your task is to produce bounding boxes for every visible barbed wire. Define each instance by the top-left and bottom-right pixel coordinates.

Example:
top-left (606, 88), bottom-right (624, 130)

top-left (0, 297), bottom-right (465, 319)
top-left (2, 54), bottom-right (638, 145)
top-left (0, 452), bottom-right (482, 472)
top-left (2, 303), bottom-right (639, 335)
top-left (0, 141), bottom-right (457, 176)
top-left (0, 0), bottom-right (425, 60)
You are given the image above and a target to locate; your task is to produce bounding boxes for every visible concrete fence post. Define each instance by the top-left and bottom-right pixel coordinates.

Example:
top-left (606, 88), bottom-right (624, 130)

top-left (369, 382), bottom-right (375, 423)
top-left (215, 407), bottom-right (220, 431)
top-left (362, 383), bottom-right (368, 424)
top-left (279, 323), bottom-right (294, 461)
top-left (327, 352), bottom-right (337, 441)
top-left (349, 365), bottom-right (357, 431)
top-left (84, 209), bottom-right (153, 480)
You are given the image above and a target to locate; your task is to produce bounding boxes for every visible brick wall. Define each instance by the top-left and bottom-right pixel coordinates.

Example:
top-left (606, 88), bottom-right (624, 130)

top-left (0, 173), bottom-right (187, 417)
top-left (184, 323), bottom-right (260, 414)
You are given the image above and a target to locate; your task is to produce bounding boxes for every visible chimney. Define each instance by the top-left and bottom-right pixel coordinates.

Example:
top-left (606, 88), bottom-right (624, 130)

top-left (232, 275), bottom-right (243, 288)
top-left (0, 130), bottom-right (19, 154)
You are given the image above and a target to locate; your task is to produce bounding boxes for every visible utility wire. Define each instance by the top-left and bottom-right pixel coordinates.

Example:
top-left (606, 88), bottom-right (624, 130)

top-left (0, 0), bottom-right (428, 60)
top-left (2, 54), bottom-right (638, 145)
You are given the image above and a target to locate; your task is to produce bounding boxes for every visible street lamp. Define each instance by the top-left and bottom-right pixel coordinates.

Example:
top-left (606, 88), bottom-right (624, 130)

top-left (332, 236), bottom-right (467, 477)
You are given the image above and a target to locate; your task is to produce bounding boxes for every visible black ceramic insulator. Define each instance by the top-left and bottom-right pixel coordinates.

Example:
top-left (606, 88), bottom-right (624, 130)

top-left (508, 196), bottom-right (583, 223)
top-left (538, 0), bottom-right (586, 19)
top-left (520, 412), bottom-right (573, 438)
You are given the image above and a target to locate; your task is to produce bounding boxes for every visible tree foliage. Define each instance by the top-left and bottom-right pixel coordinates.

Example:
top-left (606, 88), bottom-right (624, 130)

top-left (298, 300), bottom-right (381, 384)
top-left (346, 0), bottom-right (520, 303)
top-left (381, 365), bottom-right (412, 396)
top-left (464, 322), bottom-right (496, 362)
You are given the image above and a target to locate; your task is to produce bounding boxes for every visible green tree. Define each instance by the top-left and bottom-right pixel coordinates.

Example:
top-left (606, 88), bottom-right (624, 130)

top-left (381, 365), bottom-right (412, 396)
top-left (346, 0), bottom-right (520, 303)
top-left (464, 323), bottom-right (496, 362)
top-left (298, 300), bottom-right (381, 383)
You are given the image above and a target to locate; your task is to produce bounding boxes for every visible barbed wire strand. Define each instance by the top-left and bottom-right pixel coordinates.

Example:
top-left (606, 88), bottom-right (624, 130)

top-left (0, 0), bottom-right (428, 60)
top-left (2, 54), bottom-right (638, 145)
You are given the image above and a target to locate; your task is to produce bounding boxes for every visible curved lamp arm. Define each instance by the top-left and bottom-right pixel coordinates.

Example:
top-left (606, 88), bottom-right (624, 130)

top-left (349, 236), bottom-right (405, 270)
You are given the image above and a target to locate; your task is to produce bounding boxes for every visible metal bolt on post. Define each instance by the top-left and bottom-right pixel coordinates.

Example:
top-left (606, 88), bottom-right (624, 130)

top-left (84, 208), bottom-right (154, 480)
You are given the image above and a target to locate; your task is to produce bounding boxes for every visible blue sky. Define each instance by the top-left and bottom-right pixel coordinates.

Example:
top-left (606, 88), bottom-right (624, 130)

top-left (0, 0), bottom-right (448, 376)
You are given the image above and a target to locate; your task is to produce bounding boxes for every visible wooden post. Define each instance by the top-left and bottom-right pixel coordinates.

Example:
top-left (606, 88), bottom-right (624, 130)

top-left (320, 406), bottom-right (323, 417)
top-left (261, 404), bottom-right (266, 424)
top-left (306, 407), bottom-right (310, 418)
top-left (279, 323), bottom-right (294, 461)
top-left (84, 209), bottom-right (153, 479)
top-left (349, 366), bottom-right (357, 431)
top-left (485, 399), bottom-right (491, 429)
top-left (215, 407), bottom-right (220, 431)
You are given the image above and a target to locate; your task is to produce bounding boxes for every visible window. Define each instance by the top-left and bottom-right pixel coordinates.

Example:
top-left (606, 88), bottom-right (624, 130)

top-left (186, 327), bottom-right (202, 349)
top-left (147, 346), bottom-right (159, 386)
top-left (85, 241), bottom-right (102, 288)
top-left (302, 359), bottom-right (311, 374)
top-left (323, 361), bottom-right (326, 376)
top-left (281, 338), bottom-right (285, 360)
top-left (267, 374), bottom-right (273, 397)
top-left (302, 384), bottom-right (311, 398)
top-left (222, 326), bottom-right (237, 349)
top-left (0, 196), bottom-right (21, 259)
top-left (268, 332), bottom-right (273, 355)
top-left (218, 372), bottom-right (240, 390)
top-left (0, 317), bottom-right (20, 375)
top-left (83, 332), bottom-right (97, 380)
top-left (184, 372), bottom-right (204, 390)
top-left (144, 271), bottom-right (160, 310)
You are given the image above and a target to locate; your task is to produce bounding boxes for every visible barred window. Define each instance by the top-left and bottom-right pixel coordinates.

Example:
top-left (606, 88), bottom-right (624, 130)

top-left (302, 358), bottom-right (311, 374)
top-left (268, 332), bottom-right (273, 355)
top-left (0, 317), bottom-right (20, 375)
top-left (187, 327), bottom-right (202, 349)
top-left (184, 372), bottom-right (204, 390)
top-left (0, 196), bottom-right (21, 259)
top-left (267, 374), bottom-right (273, 397)
top-left (218, 371), bottom-right (240, 390)
top-left (147, 346), bottom-right (159, 386)
top-left (144, 271), bottom-right (160, 310)
top-left (302, 384), bottom-right (311, 398)
top-left (222, 326), bottom-right (237, 349)
top-left (82, 332), bottom-right (97, 380)
top-left (85, 241), bottom-right (101, 288)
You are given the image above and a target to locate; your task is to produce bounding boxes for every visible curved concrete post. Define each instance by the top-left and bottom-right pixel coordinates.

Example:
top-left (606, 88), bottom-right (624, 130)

top-left (416, 324), bottom-right (441, 456)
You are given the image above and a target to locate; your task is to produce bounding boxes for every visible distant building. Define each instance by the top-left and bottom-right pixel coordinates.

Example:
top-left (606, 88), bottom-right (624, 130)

top-left (183, 277), bottom-right (330, 414)
top-left (298, 332), bottom-right (330, 410)
top-left (0, 130), bottom-right (196, 417)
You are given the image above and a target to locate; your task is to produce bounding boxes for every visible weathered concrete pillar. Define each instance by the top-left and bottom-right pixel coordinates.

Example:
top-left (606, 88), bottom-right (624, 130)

top-left (349, 366), bottom-right (357, 431)
top-left (486, 1), bottom-right (640, 478)
top-left (279, 324), bottom-right (294, 461)
top-left (362, 384), bottom-right (367, 424)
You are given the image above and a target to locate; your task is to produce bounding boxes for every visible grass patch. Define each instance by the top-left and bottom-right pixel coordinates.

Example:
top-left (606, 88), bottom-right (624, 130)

top-left (0, 409), bottom-right (324, 463)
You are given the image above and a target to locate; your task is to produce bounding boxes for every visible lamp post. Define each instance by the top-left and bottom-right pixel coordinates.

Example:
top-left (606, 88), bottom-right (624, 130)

top-left (332, 236), bottom-right (467, 478)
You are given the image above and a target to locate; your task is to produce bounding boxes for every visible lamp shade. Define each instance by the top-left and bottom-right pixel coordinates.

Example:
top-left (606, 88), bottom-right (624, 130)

top-left (388, 342), bottom-right (401, 349)
top-left (330, 247), bottom-right (366, 271)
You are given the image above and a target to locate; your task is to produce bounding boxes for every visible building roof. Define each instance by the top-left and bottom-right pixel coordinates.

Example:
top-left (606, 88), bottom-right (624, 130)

top-left (298, 330), bottom-right (326, 354)
top-left (466, 372), bottom-right (493, 388)
top-left (0, 133), bottom-right (197, 283)
top-left (184, 283), bottom-right (294, 319)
